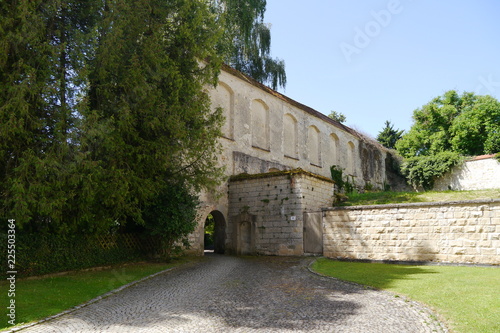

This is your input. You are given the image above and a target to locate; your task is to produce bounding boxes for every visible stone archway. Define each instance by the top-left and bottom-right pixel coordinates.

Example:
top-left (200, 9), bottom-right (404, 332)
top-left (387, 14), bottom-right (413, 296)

top-left (204, 210), bottom-right (226, 254)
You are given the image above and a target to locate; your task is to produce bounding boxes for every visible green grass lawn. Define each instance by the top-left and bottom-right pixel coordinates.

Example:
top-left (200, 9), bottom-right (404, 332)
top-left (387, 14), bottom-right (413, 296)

top-left (341, 188), bottom-right (500, 206)
top-left (311, 258), bottom-right (500, 333)
top-left (0, 259), bottom-right (194, 330)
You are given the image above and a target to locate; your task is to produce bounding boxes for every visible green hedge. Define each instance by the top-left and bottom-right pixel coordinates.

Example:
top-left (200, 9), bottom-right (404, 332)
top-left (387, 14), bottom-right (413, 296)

top-left (0, 233), bottom-right (158, 277)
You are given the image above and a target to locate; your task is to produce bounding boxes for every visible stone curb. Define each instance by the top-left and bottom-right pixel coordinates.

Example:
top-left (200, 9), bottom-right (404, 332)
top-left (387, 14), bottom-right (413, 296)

top-left (306, 257), bottom-right (449, 333)
top-left (1, 266), bottom-right (180, 333)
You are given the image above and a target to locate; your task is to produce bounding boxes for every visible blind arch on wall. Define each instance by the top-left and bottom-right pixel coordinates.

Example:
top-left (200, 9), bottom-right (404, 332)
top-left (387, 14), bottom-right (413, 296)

top-left (330, 133), bottom-right (340, 165)
top-left (308, 125), bottom-right (321, 166)
top-left (283, 113), bottom-right (298, 158)
top-left (212, 81), bottom-right (234, 139)
top-left (251, 99), bottom-right (270, 150)
top-left (347, 141), bottom-right (355, 175)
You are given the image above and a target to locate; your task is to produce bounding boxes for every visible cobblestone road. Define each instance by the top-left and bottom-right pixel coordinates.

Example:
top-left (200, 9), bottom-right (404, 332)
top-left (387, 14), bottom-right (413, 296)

top-left (20, 255), bottom-right (447, 332)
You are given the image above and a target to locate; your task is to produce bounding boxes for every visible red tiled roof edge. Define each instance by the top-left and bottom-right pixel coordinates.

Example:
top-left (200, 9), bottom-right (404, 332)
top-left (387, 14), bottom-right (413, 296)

top-left (469, 154), bottom-right (497, 161)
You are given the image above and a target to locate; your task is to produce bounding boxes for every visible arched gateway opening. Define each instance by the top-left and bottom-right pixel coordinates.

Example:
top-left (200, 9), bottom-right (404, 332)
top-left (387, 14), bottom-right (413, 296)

top-left (204, 210), bottom-right (226, 254)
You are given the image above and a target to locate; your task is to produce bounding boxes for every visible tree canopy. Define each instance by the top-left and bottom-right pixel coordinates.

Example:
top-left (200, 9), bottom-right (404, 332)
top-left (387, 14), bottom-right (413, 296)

top-left (0, 0), bottom-right (100, 232)
top-left (396, 90), bottom-right (500, 158)
top-left (1, 0), bottom-right (288, 247)
top-left (213, 0), bottom-right (287, 90)
top-left (376, 121), bottom-right (404, 149)
top-left (0, 0), bottom-right (225, 238)
top-left (328, 110), bottom-right (346, 123)
top-left (394, 90), bottom-right (500, 190)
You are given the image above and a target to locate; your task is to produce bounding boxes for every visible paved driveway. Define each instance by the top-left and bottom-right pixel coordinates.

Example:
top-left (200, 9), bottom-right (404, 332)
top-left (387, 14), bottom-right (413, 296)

top-left (20, 255), bottom-right (446, 332)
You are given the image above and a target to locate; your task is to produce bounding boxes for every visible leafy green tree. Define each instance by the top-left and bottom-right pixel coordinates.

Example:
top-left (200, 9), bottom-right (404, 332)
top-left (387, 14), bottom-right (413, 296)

top-left (450, 95), bottom-right (500, 155)
top-left (395, 90), bottom-right (500, 190)
top-left (376, 121), bottom-right (404, 149)
top-left (213, 0), bottom-right (286, 90)
top-left (2, 0), bottom-right (287, 245)
top-left (396, 90), bottom-right (500, 158)
top-left (328, 110), bottom-right (346, 123)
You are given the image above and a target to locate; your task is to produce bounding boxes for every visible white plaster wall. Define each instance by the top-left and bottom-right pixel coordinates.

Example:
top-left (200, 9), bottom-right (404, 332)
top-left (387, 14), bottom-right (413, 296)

top-left (434, 158), bottom-right (500, 191)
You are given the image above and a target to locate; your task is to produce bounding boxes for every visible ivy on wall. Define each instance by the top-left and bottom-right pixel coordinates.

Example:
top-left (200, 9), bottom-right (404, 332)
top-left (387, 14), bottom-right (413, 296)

top-left (330, 165), bottom-right (354, 204)
top-left (400, 151), bottom-right (463, 191)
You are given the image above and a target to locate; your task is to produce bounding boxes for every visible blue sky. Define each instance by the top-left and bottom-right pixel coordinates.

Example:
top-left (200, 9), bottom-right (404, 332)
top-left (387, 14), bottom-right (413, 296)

top-left (264, 0), bottom-right (500, 138)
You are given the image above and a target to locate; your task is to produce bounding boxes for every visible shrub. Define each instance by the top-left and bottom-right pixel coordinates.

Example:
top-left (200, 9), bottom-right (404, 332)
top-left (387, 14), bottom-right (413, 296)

top-left (400, 151), bottom-right (463, 190)
top-left (142, 182), bottom-right (199, 260)
top-left (0, 232), bottom-right (152, 277)
top-left (330, 165), bottom-right (355, 204)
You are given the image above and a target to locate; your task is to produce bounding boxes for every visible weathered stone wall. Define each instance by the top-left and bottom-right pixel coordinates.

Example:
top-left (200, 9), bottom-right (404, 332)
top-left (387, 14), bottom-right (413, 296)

top-left (191, 67), bottom-right (497, 259)
top-left (227, 170), bottom-right (334, 256)
top-left (191, 66), bottom-right (406, 255)
top-left (433, 156), bottom-right (500, 191)
top-left (210, 66), bottom-right (395, 191)
top-left (322, 199), bottom-right (500, 265)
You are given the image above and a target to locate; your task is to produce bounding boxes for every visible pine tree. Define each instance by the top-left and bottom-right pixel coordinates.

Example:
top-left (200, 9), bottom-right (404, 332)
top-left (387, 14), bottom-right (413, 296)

top-left (1, 0), bottom-right (225, 235)
top-left (83, 0), bottom-right (225, 227)
top-left (377, 121), bottom-right (404, 150)
top-left (0, 0), bottom-right (96, 231)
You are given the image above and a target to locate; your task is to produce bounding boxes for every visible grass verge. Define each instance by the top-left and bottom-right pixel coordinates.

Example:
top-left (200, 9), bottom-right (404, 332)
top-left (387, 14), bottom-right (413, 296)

top-left (341, 189), bottom-right (500, 206)
top-left (311, 258), bottom-right (500, 333)
top-left (0, 258), bottom-right (195, 330)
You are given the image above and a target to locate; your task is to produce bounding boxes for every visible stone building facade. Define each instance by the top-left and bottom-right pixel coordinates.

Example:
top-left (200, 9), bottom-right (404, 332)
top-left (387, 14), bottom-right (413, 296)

top-left (183, 66), bottom-right (499, 265)
top-left (188, 65), bottom-right (402, 256)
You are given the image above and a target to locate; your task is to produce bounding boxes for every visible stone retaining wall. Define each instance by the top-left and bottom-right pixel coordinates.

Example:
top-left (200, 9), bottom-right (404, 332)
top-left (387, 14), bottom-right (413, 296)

top-left (433, 156), bottom-right (500, 191)
top-left (322, 199), bottom-right (500, 265)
